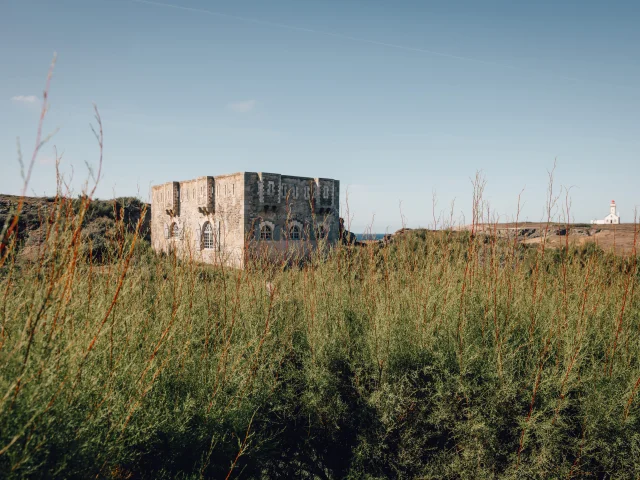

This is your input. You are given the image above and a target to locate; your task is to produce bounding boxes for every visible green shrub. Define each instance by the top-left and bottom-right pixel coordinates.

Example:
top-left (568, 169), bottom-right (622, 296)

top-left (1, 201), bottom-right (640, 478)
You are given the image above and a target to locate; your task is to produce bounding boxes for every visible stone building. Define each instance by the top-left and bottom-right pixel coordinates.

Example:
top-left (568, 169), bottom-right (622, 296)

top-left (151, 172), bottom-right (340, 268)
top-left (591, 200), bottom-right (621, 225)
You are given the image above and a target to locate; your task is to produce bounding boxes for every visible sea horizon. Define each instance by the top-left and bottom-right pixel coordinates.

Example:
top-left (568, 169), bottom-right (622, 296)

top-left (355, 233), bottom-right (387, 241)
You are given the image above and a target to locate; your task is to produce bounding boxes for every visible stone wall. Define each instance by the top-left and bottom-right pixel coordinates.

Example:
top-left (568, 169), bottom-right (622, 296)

top-left (212, 173), bottom-right (245, 267)
top-left (151, 172), bottom-right (339, 268)
top-left (151, 173), bottom-right (245, 268)
top-left (244, 172), bottom-right (340, 263)
top-left (151, 181), bottom-right (179, 254)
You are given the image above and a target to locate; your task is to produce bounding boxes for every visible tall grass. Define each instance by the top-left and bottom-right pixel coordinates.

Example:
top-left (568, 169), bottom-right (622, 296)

top-left (1, 62), bottom-right (640, 479)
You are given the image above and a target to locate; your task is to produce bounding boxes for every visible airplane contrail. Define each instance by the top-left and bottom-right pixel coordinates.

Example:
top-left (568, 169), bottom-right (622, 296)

top-left (127, 0), bottom-right (631, 91)
top-left (129, 0), bottom-right (501, 67)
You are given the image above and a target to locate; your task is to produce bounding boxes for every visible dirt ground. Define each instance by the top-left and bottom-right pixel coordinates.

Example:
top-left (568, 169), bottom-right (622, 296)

top-left (469, 222), bottom-right (639, 257)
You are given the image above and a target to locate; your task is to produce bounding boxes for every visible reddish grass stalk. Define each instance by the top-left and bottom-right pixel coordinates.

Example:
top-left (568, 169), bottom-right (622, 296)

top-left (606, 253), bottom-right (636, 377)
top-left (0, 55), bottom-right (57, 267)
top-left (73, 208), bottom-right (145, 385)
top-left (529, 161), bottom-right (559, 340)
top-left (517, 334), bottom-right (553, 465)
top-left (224, 410), bottom-right (257, 480)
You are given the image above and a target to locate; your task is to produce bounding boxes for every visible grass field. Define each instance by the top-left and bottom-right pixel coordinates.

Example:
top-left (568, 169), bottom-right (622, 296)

top-left (1, 187), bottom-right (640, 478)
top-left (2, 64), bottom-right (640, 478)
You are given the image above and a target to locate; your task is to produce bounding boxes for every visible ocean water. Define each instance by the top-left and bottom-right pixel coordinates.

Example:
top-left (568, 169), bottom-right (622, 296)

top-left (355, 233), bottom-right (386, 241)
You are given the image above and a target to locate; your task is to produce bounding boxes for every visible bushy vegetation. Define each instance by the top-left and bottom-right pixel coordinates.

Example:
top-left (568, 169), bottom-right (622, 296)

top-left (1, 190), bottom-right (639, 479)
top-left (2, 61), bottom-right (639, 478)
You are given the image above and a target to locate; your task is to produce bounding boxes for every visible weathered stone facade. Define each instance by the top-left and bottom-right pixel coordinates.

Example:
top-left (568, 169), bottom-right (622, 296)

top-left (151, 172), bottom-right (340, 268)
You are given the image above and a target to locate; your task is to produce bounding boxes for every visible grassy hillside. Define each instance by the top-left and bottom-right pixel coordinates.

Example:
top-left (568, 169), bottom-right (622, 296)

top-left (1, 194), bottom-right (640, 478)
top-left (0, 194), bottom-right (150, 263)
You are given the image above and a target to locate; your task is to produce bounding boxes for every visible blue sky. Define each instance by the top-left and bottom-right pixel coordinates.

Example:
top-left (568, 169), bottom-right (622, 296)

top-left (2, 0), bottom-right (639, 231)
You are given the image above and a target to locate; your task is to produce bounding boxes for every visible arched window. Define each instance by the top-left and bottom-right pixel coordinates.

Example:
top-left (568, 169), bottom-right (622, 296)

top-left (315, 225), bottom-right (327, 240)
top-left (203, 222), bottom-right (214, 249)
top-left (289, 224), bottom-right (301, 240)
top-left (170, 223), bottom-right (179, 238)
top-left (260, 224), bottom-right (273, 240)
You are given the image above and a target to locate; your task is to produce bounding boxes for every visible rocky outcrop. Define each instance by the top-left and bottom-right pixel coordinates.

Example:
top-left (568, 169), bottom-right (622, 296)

top-left (0, 194), bottom-right (150, 246)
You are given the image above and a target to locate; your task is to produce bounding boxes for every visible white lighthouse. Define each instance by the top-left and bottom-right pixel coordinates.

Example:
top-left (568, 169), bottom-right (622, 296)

top-left (591, 200), bottom-right (620, 225)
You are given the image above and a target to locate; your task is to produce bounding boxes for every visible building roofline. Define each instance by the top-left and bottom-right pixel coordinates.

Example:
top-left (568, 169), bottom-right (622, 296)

top-left (151, 172), bottom-right (338, 188)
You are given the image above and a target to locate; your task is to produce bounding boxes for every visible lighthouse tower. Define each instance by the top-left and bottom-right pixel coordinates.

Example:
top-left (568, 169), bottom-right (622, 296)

top-left (591, 200), bottom-right (621, 225)
top-left (605, 200), bottom-right (621, 224)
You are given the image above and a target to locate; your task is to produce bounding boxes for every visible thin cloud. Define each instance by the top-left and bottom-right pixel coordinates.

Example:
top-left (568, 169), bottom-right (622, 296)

top-left (38, 155), bottom-right (56, 166)
top-left (228, 99), bottom-right (256, 113)
top-left (128, 0), bottom-right (634, 91)
top-left (11, 95), bottom-right (38, 104)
